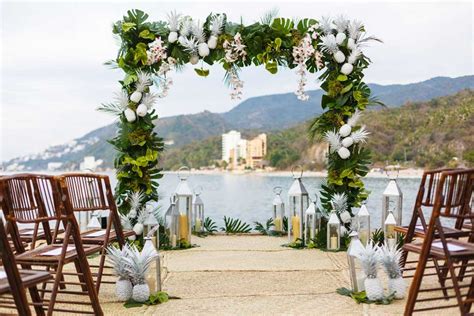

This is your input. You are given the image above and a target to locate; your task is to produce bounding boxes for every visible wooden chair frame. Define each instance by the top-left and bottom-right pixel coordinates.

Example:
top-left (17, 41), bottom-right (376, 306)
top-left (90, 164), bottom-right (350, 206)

top-left (0, 175), bottom-right (104, 315)
top-left (404, 169), bottom-right (474, 315)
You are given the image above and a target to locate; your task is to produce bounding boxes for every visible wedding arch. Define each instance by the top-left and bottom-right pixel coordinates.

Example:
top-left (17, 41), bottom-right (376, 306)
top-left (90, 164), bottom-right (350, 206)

top-left (99, 9), bottom-right (380, 223)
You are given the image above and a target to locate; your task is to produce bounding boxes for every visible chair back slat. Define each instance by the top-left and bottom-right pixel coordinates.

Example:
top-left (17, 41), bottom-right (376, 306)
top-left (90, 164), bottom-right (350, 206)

top-left (61, 174), bottom-right (109, 212)
top-left (436, 170), bottom-right (473, 218)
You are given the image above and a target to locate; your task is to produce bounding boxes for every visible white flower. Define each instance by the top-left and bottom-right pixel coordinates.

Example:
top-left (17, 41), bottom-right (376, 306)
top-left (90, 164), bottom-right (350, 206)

top-left (124, 108), bottom-right (136, 122)
top-left (336, 32), bottom-right (346, 45)
top-left (334, 50), bottom-right (345, 63)
top-left (136, 104), bottom-right (148, 117)
top-left (228, 67), bottom-right (244, 100)
top-left (341, 63), bottom-right (353, 75)
top-left (130, 91), bottom-right (142, 103)
top-left (341, 136), bottom-right (354, 148)
top-left (146, 38), bottom-right (167, 65)
top-left (339, 124), bottom-right (352, 137)
top-left (338, 147), bottom-right (351, 159)
top-left (292, 34), bottom-right (315, 101)
top-left (324, 130), bottom-right (342, 153)
top-left (198, 42), bottom-right (210, 57)
top-left (351, 126), bottom-right (370, 143)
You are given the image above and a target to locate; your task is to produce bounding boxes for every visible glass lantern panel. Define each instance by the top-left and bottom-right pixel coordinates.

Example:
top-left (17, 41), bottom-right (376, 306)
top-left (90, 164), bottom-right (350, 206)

top-left (329, 224), bottom-right (340, 250)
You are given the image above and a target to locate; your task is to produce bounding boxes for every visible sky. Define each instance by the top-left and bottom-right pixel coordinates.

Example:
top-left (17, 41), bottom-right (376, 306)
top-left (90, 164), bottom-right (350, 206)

top-left (0, 0), bottom-right (473, 161)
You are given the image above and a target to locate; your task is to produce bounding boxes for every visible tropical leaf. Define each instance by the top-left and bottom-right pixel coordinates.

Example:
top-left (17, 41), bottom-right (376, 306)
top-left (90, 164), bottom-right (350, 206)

top-left (221, 216), bottom-right (251, 234)
top-left (271, 18), bottom-right (294, 34)
top-left (203, 217), bottom-right (218, 233)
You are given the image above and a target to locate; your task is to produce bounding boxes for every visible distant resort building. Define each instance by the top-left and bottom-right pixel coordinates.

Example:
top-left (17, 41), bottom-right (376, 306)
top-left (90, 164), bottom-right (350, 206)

top-left (80, 156), bottom-right (103, 171)
top-left (221, 131), bottom-right (267, 169)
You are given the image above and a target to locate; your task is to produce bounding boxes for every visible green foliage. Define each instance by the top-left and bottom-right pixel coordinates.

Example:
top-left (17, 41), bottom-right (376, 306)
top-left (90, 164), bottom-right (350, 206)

top-left (371, 229), bottom-right (385, 247)
top-left (336, 287), bottom-right (395, 305)
top-left (254, 218), bottom-right (274, 235)
top-left (221, 216), bottom-right (252, 234)
top-left (123, 291), bottom-right (170, 308)
top-left (282, 216), bottom-right (288, 232)
top-left (203, 217), bottom-right (218, 234)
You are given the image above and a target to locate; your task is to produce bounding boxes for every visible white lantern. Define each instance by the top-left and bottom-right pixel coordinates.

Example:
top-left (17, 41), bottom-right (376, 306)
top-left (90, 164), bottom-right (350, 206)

top-left (143, 204), bottom-right (159, 241)
top-left (175, 166), bottom-right (193, 246)
top-left (327, 210), bottom-right (341, 251)
top-left (357, 203), bottom-right (370, 246)
top-left (382, 170), bottom-right (403, 227)
top-left (347, 231), bottom-right (365, 292)
top-left (143, 237), bottom-right (161, 293)
top-left (304, 201), bottom-right (317, 245)
top-left (87, 211), bottom-right (102, 229)
top-left (384, 210), bottom-right (397, 248)
top-left (193, 187), bottom-right (205, 233)
top-left (164, 195), bottom-right (179, 248)
top-left (272, 187), bottom-right (285, 232)
top-left (288, 167), bottom-right (309, 243)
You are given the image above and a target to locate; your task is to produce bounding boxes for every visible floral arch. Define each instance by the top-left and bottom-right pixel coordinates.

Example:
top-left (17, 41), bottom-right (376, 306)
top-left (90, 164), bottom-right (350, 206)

top-left (99, 9), bottom-right (380, 224)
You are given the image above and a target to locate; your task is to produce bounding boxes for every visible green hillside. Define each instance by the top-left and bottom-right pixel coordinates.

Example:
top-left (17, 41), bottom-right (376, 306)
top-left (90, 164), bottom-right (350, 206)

top-left (161, 90), bottom-right (474, 170)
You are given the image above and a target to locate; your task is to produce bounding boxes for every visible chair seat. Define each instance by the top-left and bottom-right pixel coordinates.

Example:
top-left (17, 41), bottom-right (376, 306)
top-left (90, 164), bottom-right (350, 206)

top-left (395, 225), bottom-right (469, 238)
top-left (19, 228), bottom-right (65, 243)
top-left (57, 229), bottom-right (135, 244)
top-left (0, 269), bottom-right (52, 295)
top-left (404, 239), bottom-right (474, 259)
top-left (15, 243), bottom-right (102, 264)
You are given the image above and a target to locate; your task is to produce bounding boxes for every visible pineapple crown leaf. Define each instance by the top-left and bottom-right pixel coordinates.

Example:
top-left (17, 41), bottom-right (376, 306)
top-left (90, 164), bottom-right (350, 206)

top-left (124, 245), bottom-right (158, 284)
top-left (106, 245), bottom-right (131, 278)
top-left (192, 21), bottom-right (206, 43)
top-left (182, 36), bottom-right (199, 54)
top-left (324, 130), bottom-right (341, 152)
top-left (331, 192), bottom-right (348, 213)
top-left (319, 16), bottom-right (334, 35)
top-left (119, 213), bottom-right (133, 230)
top-left (128, 191), bottom-right (145, 215)
top-left (320, 34), bottom-right (338, 54)
top-left (351, 126), bottom-right (370, 144)
top-left (358, 241), bottom-right (380, 278)
top-left (167, 10), bottom-right (181, 31)
top-left (379, 243), bottom-right (403, 279)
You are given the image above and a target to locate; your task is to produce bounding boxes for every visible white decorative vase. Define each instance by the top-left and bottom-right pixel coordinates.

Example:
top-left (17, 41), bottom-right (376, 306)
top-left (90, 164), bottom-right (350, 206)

top-left (132, 283), bottom-right (150, 302)
top-left (115, 278), bottom-right (133, 301)
top-left (388, 277), bottom-right (406, 299)
top-left (364, 277), bottom-right (384, 301)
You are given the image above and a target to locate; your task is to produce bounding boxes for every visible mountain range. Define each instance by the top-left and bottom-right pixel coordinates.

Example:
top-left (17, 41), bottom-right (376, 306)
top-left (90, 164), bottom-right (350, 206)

top-left (2, 75), bottom-right (473, 171)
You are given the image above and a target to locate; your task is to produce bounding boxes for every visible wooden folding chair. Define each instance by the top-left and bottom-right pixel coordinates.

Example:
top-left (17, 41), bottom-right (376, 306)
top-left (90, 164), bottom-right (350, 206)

top-left (0, 174), bottom-right (103, 315)
top-left (0, 217), bottom-right (51, 315)
top-left (404, 168), bottom-right (474, 314)
top-left (57, 173), bottom-right (133, 293)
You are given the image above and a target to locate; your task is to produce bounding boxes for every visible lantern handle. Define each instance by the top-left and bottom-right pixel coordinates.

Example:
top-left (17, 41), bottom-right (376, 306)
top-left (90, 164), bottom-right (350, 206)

top-left (273, 186), bottom-right (282, 195)
top-left (385, 166), bottom-right (400, 180)
top-left (178, 166), bottom-right (191, 180)
top-left (194, 185), bottom-right (203, 195)
top-left (291, 165), bottom-right (304, 179)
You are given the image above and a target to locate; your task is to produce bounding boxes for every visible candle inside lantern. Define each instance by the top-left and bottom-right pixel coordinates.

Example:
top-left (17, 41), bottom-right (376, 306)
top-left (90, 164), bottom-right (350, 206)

top-left (292, 216), bottom-right (300, 241)
top-left (195, 218), bottom-right (202, 232)
top-left (179, 214), bottom-right (189, 242)
top-left (330, 236), bottom-right (338, 249)
top-left (274, 216), bottom-right (282, 232)
top-left (171, 234), bottom-right (177, 247)
top-left (384, 210), bottom-right (397, 248)
top-left (359, 230), bottom-right (369, 246)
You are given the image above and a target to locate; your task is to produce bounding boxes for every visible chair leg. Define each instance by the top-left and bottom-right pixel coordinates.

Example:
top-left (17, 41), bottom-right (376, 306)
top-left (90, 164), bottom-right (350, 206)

top-left (46, 263), bottom-right (65, 316)
top-left (74, 259), bottom-right (88, 292)
top-left (27, 285), bottom-right (45, 316)
top-left (94, 248), bottom-right (107, 294)
top-left (432, 258), bottom-right (449, 298)
top-left (76, 251), bottom-right (103, 315)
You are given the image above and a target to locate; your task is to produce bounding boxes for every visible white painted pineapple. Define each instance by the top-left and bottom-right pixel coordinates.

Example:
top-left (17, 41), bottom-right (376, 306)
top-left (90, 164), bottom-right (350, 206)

top-left (380, 243), bottom-right (406, 299)
top-left (125, 244), bottom-right (158, 302)
top-left (106, 245), bottom-right (132, 301)
top-left (358, 241), bottom-right (384, 301)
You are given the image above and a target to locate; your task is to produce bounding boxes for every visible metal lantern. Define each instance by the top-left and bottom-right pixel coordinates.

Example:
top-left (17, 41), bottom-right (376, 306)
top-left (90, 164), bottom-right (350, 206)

top-left (143, 204), bottom-right (159, 243)
top-left (357, 203), bottom-right (370, 246)
top-left (288, 167), bottom-right (309, 243)
top-left (382, 171), bottom-right (403, 227)
top-left (304, 201), bottom-right (317, 245)
top-left (272, 187), bottom-right (285, 232)
top-left (327, 210), bottom-right (341, 251)
top-left (193, 187), bottom-right (205, 233)
top-left (165, 195), bottom-right (179, 248)
top-left (314, 194), bottom-right (322, 236)
top-left (143, 237), bottom-right (161, 293)
top-left (384, 210), bottom-right (397, 248)
top-left (175, 166), bottom-right (193, 245)
top-left (87, 211), bottom-right (102, 230)
top-left (347, 231), bottom-right (366, 292)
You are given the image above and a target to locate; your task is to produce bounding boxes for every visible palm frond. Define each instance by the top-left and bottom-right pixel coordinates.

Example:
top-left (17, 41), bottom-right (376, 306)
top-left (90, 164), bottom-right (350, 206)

top-left (319, 16), bottom-right (334, 35)
top-left (324, 130), bottom-right (342, 153)
top-left (192, 21), bottom-right (206, 43)
top-left (128, 191), bottom-right (145, 215)
top-left (348, 20), bottom-right (363, 39)
top-left (182, 36), bottom-right (199, 54)
top-left (179, 17), bottom-right (193, 36)
top-left (347, 109), bottom-right (362, 127)
top-left (167, 10), bottom-right (181, 31)
top-left (210, 14), bottom-right (225, 35)
top-left (320, 34), bottom-right (338, 54)
top-left (96, 102), bottom-right (123, 116)
top-left (221, 216), bottom-right (251, 234)
top-left (135, 71), bottom-right (153, 92)
top-left (141, 92), bottom-right (158, 110)
top-left (333, 15), bottom-right (349, 32)
top-left (203, 217), bottom-right (218, 233)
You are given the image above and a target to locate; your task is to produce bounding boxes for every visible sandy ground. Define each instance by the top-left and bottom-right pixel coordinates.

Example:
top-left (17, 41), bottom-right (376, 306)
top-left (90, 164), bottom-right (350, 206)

top-left (2, 235), bottom-right (465, 315)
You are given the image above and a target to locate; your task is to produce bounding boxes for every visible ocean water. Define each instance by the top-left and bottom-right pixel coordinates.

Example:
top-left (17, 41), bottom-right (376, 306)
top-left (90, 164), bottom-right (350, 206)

top-left (107, 172), bottom-right (421, 230)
